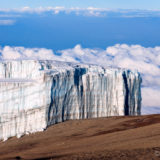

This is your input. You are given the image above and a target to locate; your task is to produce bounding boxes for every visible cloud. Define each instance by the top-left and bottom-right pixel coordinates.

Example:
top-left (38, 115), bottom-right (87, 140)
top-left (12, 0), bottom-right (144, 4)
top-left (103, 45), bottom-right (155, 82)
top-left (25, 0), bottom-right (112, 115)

top-left (0, 19), bottom-right (15, 25)
top-left (142, 106), bottom-right (160, 115)
top-left (0, 46), bottom-right (64, 61)
top-left (0, 6), bottom-right (65, 14)
top-left (1, 7), bottom-right (160, 17)
top-left (142, 87), bottom-right (160, 107)
top-left (0, 44), bottom-right (160, 114)
top-left (0, 6), bottom-right (108, 17)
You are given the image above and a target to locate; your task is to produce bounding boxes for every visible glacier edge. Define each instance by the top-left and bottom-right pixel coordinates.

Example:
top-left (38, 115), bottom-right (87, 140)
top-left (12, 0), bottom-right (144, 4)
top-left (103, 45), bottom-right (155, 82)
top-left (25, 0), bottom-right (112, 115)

top-left (0, 60), bottom-right (142, 141)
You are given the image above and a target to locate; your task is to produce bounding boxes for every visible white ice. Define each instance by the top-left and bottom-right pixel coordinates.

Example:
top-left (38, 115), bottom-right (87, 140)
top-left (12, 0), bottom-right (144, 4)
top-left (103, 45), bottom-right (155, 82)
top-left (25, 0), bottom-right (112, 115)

top-left (0, 60), bottom-right (142, 141)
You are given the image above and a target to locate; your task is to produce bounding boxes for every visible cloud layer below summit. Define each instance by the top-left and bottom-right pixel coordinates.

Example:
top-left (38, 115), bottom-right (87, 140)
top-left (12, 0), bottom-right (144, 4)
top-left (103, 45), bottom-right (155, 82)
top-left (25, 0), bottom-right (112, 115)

top-left (0, 44), bottom-right (160, 113)
top-left (1, 7), bottom-right (160, 18)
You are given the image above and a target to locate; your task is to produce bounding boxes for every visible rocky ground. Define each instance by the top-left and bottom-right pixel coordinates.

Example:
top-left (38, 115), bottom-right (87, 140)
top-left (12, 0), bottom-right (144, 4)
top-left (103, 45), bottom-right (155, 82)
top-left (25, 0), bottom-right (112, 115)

top-left (0, 114), bottom-right (160, 160)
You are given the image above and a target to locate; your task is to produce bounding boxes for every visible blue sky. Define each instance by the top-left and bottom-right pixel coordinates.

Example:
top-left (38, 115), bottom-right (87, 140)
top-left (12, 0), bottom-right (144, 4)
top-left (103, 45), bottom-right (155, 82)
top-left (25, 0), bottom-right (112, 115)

top-left (0, 0), bottom-right (160, 49)
top-left (0, 0), bottom-right (160, 10)
top-left (1, 12), bottom-right (160, 50)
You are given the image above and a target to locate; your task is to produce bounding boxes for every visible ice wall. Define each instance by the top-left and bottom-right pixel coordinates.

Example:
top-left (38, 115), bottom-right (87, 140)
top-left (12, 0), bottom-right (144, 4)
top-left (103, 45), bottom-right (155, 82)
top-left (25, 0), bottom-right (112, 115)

top-left (0, 60), bottom-right (142, 140)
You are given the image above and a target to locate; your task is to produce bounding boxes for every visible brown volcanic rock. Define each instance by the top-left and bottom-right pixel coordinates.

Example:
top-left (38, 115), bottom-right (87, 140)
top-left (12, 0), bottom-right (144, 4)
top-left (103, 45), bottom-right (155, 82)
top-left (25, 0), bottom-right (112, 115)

top-left (0, 114), bottom-right (160, 160)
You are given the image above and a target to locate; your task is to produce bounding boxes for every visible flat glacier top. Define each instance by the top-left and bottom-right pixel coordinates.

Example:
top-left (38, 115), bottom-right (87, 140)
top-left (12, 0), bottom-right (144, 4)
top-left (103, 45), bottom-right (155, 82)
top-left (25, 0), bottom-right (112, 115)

top-left (0, 59), bottom-right (135, 71)
top-left (0, 60), bottom-right (140, 82)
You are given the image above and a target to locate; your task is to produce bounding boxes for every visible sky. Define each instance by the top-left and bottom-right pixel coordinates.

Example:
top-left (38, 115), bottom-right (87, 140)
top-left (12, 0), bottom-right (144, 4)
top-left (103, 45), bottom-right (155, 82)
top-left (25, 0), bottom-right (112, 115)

top-left (0, 0), bottom-right (160, 114)
top-left (0, 0), bottom-right (160, 10)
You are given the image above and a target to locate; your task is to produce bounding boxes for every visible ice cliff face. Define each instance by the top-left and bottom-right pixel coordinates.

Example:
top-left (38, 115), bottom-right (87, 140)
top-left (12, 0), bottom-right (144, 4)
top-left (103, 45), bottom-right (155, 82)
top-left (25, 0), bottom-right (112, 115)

top-left (0, 60), bottom-right (142, 141)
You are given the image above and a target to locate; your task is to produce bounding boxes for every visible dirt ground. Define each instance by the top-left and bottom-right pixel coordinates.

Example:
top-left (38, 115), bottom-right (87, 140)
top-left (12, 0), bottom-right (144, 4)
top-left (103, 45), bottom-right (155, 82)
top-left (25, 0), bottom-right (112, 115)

top-left (0, 114), bottom-right (160, 160)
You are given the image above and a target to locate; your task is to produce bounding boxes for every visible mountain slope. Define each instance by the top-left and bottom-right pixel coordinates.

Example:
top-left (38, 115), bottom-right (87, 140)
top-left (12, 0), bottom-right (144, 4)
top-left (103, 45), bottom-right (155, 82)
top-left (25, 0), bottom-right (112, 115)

top-left (0, 114), bottom-right (160, 160)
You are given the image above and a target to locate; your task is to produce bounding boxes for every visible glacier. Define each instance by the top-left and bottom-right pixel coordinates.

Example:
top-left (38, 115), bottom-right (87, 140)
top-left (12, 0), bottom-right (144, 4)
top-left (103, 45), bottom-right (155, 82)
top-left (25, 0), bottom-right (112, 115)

top-left (0, 60), bottom-right (142, 141)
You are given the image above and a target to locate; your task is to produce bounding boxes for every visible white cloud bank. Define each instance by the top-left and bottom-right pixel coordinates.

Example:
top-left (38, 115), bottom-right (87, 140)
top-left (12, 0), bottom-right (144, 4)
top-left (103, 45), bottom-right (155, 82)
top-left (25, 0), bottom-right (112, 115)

top-left (0, 46), bottom-right (62, 61)
top-left (0, 44), bottom-right (160, 114)
top-left (1, 7), bottom-right (160, 17)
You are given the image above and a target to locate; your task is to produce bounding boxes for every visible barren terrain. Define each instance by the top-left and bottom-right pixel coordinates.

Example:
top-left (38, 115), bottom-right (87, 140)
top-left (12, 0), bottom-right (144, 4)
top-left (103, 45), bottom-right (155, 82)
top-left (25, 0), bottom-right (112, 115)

top-left (0, 114), bottom-right (160, 160)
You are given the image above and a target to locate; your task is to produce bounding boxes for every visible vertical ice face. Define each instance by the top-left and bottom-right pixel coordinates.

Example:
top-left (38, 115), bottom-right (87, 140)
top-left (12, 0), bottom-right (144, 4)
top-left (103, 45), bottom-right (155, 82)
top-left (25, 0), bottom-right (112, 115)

top-left (0, 60), bottom-right (142, 141)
